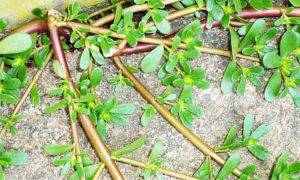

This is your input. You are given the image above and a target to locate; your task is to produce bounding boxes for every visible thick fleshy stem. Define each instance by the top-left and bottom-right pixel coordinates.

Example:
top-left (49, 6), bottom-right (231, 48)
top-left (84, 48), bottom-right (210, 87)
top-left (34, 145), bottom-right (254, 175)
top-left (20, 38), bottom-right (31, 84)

top-left (47, 14), bottom-right (124, 180)
top-left (111, 56), bottom-right (242, 177)
top-left (3, 20), bottom-right (71, 38)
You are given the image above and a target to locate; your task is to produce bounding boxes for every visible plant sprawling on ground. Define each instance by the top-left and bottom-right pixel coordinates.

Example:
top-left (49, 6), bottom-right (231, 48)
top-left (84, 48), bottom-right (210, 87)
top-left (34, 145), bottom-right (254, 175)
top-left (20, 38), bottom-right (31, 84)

top-left (0, 0), bottom-right (299, 179)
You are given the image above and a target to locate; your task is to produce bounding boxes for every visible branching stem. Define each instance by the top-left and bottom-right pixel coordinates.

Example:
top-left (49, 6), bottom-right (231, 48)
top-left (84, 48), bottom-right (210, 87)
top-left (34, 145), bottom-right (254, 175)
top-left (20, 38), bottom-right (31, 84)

top-left (56, 21), bottom-right (259, 62)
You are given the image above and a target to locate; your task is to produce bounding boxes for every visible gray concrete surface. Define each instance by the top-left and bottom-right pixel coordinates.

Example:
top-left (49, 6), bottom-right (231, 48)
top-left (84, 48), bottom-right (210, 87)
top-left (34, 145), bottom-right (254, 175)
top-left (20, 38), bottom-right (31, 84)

top-left (1, 0), bottom-right (299, 179)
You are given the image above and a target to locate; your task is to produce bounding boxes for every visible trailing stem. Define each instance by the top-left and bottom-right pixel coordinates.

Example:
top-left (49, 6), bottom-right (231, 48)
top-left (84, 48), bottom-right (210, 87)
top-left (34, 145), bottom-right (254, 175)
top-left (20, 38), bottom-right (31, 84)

top-left (92, 1), bottom-right (300, 27)
top-left (111, 156), bottom-right (197, 180)
top-left (47, 14), bottom-right (124, 180)
top-left (56, 21), bottom-right (259, 62)
top-left (0, 50), bottom-right (53, 139)
top-left (89, 0), bottom-right (127, 18)
top-left (111, 56), bottom-right (242, 177)
top-left (92, 0), bottom-right (182, 26)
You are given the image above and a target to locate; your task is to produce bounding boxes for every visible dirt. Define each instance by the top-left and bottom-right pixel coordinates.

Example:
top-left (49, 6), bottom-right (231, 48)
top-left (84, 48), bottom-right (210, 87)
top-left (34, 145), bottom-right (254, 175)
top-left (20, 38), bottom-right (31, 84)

top-left (1, 0), bottom-right (299, 179)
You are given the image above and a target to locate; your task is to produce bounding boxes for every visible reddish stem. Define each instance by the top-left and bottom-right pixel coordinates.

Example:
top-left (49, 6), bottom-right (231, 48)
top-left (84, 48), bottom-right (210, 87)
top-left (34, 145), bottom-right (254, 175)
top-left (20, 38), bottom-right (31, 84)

top-left (8, 20), bottom-right (71, 37)
top-left (239, 6), bottom-right (300, 18)
top-left (117, 7), bottom-right (300, 56)
top-left (47, 16), bottom-right (124, 180)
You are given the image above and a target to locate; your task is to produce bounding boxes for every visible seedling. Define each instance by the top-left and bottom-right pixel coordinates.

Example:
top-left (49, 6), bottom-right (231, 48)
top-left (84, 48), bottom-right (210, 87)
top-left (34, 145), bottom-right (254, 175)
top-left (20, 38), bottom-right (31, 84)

top-left (218, 114), bottom-right (271, 160)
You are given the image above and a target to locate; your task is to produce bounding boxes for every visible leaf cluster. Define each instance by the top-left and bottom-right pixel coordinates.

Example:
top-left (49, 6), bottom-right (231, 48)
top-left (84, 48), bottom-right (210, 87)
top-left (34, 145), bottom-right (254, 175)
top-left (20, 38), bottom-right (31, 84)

top-left (218, 114), bottom-right (271, 160)
top-left (43, 144), bottom-right (96, 178)
top-left (0, 141), bottom-right (29, 179)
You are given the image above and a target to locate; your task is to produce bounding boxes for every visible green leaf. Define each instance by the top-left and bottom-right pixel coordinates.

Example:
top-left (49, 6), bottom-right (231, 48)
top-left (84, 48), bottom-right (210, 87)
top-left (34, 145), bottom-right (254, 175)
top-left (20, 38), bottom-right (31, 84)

top-left (243, 114), bottom-right (254, 137)
top-left (249, 0), bottom-right (272, 10)
top-left (2, 77), bottom-right (21, 89)
top-left (0, 94), bottom-right (17, 104)
top-left (290, 0), bottom-right (300, 7)
top-left (237, 76), bottom-right (246, 96)
top-left (110, 114), bottom-right (127, 126)
top-left (74, 163), bottom-right (85, 178)
top-left (1, 151), bottom-right (29, 165)
top-left (110, 103), bottom-right (135, 115)
top-left (229, 26), bottom-right (240, 61)
top-left (221, 14), bottom-right (230, 28)
top-left (80, 47), bottom-right (90, 70)
top-left (30, 84), bottom-right (41, 106)
top-left (75, 106), bottom-right (90, 115)
top-left (195, 0), bottom-right (204, 8)
top-left (34, 46), bottom-right (49, 69)
top-left (0, 18), bottom-right (8, 32)
top-left (69, 164), bottom-right (101, 180)
top-left (61, 162), bottom-right (72, 175)
top-left (90, 67), bottom-right (103, 88)
top-left (112, 136), bottom-right (147, 158)
top-left (148, 140), bottom-right (164, 164)
top-left (251, 124), bottom-right (271, 139)
top-left (264, 70), bottom-right (282, 102)
top-left (74, 38), bottom-right (85, 48)
top-left (90, 47), bottom-right (106, 65)
top-left (141, 45), bottom-right (164, 73)
top-left (222, 127), bottom-right (238, 146)
top-left (248, 145), bottom-right (269, 160)
top-left (32, 8), bottom-right (46, 19)
top-left (259, 28), bottom-right (278, 44)
top-left (53, 61), bottom-right (66, 79)
top-left (70, 108), bottom-right (77, 123)
top-left (44, 100), bottom-right (67, 114)
top-left (216, 153), bottom-right (241, 180)
top-left (286, 162), bottom-right (300, 174)
top-left (49, 88), bottom-right (63, 96)
top-left (280, 31), bottom-right (299, 58)
top-left (43, 144), bottom-right (73, 156)
top-left (152, 11), bottom-right (171, 34)
top-left (179, 110), bottom-right (193, 127)
top-left (289, 88), bottom-right (300, 108)
top-left (76, 93), bottom-right (97, 103)
top-left (141, 106), bottom-right (156, 127)
top-left (241, 164), bottom-right (256, 175)
top-left (194, 157), bottom-right (211, 180)
top-left (0, 142), bottom-right (4, 154)
top-left (0, 167), bottom-right (4, 180)
top-left (272, 152), bottom-right (289, 180)
top-left (0, 33), bottom-right (32, 54)
top-left (232, 0), bottom-right (242, 14)
top-left (113, 5), bottom-right (123, 25)
top-left (221, 61), bottom-right (238, 93)
top-left (240, 19), bottom-right (266, 49)
top-left (263, 53), bottom-right (282, 69)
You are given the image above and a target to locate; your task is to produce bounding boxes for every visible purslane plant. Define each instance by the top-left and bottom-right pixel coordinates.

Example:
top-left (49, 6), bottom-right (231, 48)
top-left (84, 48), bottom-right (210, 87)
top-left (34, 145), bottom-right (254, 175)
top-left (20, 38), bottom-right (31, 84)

top-left (263, 30), bottom-right (300, 107)
top-left (0, 141), bottom-right (29, 179)
top-left (217, 114), bottom-right (271, 160)
top-left (271, 152), bottom-right (300, 180)
top-left (0, 0), bottom-right (299, 179)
